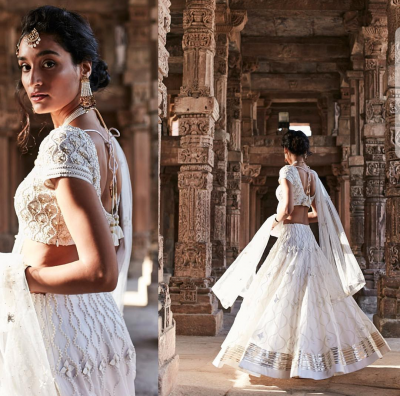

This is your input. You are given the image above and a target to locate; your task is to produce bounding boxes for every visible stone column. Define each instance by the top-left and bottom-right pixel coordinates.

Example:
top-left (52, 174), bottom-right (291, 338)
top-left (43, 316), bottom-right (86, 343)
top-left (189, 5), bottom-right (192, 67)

top-left (210, 4), bottom-right (231, 279)
top-left (226, 50), bottom-right (243, 267)
top-left (169, 0), bottom-right (223, 336)
top-left (250, 176), bottom-right (266, 238)
top-left (326, 176), bottom-right (338, 208)
top-left (256, 185), bottom-right (268, 231)
top-left (357, 12), bottom-right (388, 313)
top-left (373, 0), bottom-right (400, 337)
top-left (240, 161), bottom-right (261, 249)
top-left (347, 70), bottom-right (366, 269)
top-left (317, 96), bottom-right (329, 135)
top-left (158, 0), bottom-right (179, 393)
top-left (332, 163), bottom-right (351, 240)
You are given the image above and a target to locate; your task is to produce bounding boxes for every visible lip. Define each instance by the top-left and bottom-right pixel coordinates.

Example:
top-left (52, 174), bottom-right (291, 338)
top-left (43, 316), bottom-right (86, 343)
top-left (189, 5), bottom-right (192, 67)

top-left (31, 94), bottom-right (49, 102)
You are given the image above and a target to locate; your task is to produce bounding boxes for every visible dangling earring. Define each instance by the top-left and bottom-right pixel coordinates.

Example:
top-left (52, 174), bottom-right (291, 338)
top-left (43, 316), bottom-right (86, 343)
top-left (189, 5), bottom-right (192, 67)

top-left (80, 76), bottom-right (96, 110)
top-left (304, 153), bottom-right (308, 161)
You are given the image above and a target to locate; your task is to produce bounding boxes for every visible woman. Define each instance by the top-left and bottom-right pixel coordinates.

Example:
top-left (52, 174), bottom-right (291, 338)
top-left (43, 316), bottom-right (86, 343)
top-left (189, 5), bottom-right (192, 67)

top-left (212, 130), bottom-right (390, 380)
top-left (0, 6), bottom-right (135, 395)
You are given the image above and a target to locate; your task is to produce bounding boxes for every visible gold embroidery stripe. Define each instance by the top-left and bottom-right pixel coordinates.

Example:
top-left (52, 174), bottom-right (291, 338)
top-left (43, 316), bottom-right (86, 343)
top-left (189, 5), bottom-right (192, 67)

top-left (221, 331), bottom-right (386, 373)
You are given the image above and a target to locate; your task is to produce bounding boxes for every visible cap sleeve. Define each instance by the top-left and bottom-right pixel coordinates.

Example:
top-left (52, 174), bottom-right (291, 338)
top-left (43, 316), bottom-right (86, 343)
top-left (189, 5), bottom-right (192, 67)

top-left (279, 165), bottom-right (295, 184)
top-left (36, 126), bottom-right (97, 190)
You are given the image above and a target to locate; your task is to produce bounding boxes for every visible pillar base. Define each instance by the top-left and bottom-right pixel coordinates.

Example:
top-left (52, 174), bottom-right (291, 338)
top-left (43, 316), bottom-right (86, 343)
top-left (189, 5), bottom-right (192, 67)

top-left (373, 314), bottom-right (400, 337)
top-left (356, 295), bottom-right (377, 314)
top-left (159, 323), bottom-right (179, 396)
top-left (158, 355), bottom-right (179, 396)
top-left (174, 310), bottom-right (223, 336)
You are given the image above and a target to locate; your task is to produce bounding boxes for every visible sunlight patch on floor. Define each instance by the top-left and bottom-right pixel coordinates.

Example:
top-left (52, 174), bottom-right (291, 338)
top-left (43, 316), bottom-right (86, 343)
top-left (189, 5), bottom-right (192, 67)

top-left (123, 255), bottom-right (153, 307)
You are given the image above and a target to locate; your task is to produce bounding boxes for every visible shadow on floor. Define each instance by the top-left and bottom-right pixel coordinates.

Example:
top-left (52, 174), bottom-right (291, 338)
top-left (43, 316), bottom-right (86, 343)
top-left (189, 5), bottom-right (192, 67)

top-left (124, 283), bottom-right (158, 396)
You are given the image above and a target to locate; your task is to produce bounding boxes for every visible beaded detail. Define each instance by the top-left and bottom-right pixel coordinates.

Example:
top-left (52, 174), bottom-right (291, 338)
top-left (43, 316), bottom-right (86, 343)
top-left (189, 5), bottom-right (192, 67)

top-left (14, 125), bottom-right (122, 246)
top-left (276, 165), bottom-right (316, 208)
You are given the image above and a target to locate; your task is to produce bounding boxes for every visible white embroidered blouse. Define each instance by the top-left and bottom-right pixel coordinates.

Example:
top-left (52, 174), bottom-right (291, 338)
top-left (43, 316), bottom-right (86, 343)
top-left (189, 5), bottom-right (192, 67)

top-left (14, 125), bottom-right (123, 246)
top-left (276, 165), bottom-right (316, 208)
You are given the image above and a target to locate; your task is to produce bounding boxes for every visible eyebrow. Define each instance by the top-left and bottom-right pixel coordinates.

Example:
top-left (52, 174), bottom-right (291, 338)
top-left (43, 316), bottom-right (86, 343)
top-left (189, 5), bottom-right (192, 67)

top-left (17, 49), bottom-right (61, 61)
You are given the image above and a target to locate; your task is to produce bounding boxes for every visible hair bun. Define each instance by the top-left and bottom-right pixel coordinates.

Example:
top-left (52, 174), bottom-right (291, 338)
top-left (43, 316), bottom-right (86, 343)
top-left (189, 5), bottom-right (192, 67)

top-left (281, 129), bottom-right (313, 157)
top-left (90, 59), bottom-right (110, 92)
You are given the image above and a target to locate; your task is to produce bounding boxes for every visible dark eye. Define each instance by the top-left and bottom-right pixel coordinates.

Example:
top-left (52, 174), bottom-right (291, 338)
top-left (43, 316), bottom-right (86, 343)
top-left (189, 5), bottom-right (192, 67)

top-left (18, 63), bottom-right (30, 72)
top-left (43, 60), bottom-right (55, 68)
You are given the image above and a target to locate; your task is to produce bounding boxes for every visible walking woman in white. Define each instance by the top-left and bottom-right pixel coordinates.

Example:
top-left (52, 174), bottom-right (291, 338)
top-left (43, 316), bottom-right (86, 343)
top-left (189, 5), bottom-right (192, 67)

top-left (212, 129), bottom-right (390, 380)
top-left (0, 6), bottom-right (135, 395)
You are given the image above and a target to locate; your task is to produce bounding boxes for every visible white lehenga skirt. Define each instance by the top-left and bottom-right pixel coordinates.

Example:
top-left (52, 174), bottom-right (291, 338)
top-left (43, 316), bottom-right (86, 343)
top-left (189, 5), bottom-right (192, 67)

top-left (213, 223), bottom-right (390, 380)
top-left (31, 291), bottom-right (136, 396)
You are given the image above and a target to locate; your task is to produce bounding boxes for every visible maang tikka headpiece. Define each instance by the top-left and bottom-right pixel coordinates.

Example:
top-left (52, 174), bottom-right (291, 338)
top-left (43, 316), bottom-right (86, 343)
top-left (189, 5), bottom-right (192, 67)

top-left (15, 27), bottom-right (41, 56)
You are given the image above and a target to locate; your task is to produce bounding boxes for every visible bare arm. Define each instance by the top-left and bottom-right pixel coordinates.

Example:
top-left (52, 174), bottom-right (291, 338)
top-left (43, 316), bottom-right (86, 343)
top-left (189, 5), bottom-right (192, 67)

top-left (25, 177), bottom-right (118, 294)
top-left (308, 199), bottom-right (318, 223)
top-left (275, 178), bottom-right (294, 223)
top-left (308, 173), bottom-right (318, 223)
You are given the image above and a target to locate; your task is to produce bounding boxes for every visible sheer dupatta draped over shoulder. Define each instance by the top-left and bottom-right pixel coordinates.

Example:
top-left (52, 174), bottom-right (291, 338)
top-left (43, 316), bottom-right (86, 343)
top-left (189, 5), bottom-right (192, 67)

top-left (212, 169), bottom-right (365, 309)
top-left (0, 131), bottom-right (133, 395)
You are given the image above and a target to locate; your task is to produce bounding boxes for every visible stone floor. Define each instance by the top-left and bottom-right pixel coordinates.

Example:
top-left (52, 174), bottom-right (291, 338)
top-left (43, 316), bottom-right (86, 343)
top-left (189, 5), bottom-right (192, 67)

top-left (172, 302), bottom-right (400, 396)
top-left (124, 282), bottom-right (158, 396)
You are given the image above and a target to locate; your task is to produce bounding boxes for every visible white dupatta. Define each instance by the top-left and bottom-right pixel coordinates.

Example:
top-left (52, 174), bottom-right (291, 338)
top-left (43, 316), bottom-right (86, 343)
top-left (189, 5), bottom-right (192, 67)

top-left (212, 170), bottom-right (365, 309)
top-left (0, 136), bottom-right (132, 394)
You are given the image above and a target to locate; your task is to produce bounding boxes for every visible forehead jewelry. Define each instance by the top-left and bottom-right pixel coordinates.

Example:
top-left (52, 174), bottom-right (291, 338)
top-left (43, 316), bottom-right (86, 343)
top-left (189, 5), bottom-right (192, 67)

top-left (25, 28), bottom-right (41, 48)
top-left (16, 27), bottom-right (41, 55)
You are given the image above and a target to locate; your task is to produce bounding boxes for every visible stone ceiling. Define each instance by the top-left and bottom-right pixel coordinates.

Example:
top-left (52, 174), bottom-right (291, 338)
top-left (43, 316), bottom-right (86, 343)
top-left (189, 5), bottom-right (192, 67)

top-left (167, 0), bottom-right (361, 97)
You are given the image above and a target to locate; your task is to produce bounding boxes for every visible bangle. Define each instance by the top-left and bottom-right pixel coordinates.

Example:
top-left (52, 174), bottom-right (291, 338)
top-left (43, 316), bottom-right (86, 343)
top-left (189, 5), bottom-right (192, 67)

top-left (274, 217), bottom-right (279, 223)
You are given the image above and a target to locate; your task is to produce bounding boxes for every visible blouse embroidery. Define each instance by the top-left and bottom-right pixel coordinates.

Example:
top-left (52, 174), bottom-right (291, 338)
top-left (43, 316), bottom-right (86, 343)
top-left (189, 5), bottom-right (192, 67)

top-left (14, 125), bottom-right (122, 246)
top-left (276, 165), bottom-right (316, 208)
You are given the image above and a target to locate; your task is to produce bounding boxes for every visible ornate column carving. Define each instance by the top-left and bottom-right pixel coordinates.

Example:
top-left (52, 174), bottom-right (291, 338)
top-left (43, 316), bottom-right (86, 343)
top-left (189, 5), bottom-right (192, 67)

top-left (240, 158), bottom-right (261, 249)
top-left (210, 3), bottom-right (231, 279)
top-left (347, 69), bottom-right (366, 269)
top-left (169, 0), bottom-right (223, 336)
top-left (225, 12), bottom-right (247, 267)
top-left (373, 0), bottom-right (400, 337)
top-left (332, 162), bottom-right (351, 239)
top-left (317, 96), bottom-right (329, 136)
top-left (158, 0), bottom-right (179, 393)
top-left (357, 9), bottom-right (388, 313)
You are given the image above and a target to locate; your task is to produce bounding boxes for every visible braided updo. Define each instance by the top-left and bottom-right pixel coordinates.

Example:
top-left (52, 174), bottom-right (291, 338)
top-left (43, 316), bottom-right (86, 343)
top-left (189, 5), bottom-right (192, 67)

top-left (281, 130), bottom-right (313, 157)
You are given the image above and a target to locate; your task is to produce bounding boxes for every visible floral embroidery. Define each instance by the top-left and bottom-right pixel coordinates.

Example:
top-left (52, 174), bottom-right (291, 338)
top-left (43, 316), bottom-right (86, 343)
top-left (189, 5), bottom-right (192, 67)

top-left (109, 353), bottom-right (121, 368)
top-left (126, 348), bottom-right (135, 361)
top-left (99, 359), bottom-right (107, 373)
top-left (82, 361), bottom-right (93, 377)
top-left (60, 360), bottom-right (74, 378)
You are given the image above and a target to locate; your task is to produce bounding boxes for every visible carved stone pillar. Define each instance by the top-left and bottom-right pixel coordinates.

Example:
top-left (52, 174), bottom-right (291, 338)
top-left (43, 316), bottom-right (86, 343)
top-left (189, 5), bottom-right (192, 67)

top-left (257, 99), bottom-right (272, 136)
top-left (210, 4), bottom-right (231, 279)
top-left (158, 0), bottom-right (179, 393)
top-left (226, 51), bottom-right (243, 267)
top-left (240, 161), bottom-right (261, 249)
top-left (332, 163), bottom-right (351, 240)
top-left (250, 176), bottom-right (266, 238)
top-left (317, 96), bottom-right (329, 135)
top-left (326, 176), bottom-right (338, 208)
top-left (169, 0), bottom-right (223, 336)
top-left (356, 11), bottom-right (388, 313)
top-left (373, 0), bottom-right (400, 337)
top-left (347, 70), bottom-right (366, 269)
top-left (225, 9), bottom-right (247, 268)
top-left (256, 185), bottom-right (269, 231)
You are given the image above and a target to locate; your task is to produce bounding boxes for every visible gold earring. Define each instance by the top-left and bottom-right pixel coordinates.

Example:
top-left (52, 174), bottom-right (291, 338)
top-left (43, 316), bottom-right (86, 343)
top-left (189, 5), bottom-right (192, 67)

top-left (80, 76), bottom-right (96, 110)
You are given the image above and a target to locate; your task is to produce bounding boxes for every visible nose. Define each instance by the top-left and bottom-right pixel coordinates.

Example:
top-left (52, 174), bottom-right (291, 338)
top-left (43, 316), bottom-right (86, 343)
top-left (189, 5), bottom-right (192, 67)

top-left (28, 66), bottom-right (43, 88)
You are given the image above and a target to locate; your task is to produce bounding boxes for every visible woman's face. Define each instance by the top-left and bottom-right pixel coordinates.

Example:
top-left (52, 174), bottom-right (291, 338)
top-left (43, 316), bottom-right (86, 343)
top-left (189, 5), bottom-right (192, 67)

top-left (17, 33), bottom-right (82, 115)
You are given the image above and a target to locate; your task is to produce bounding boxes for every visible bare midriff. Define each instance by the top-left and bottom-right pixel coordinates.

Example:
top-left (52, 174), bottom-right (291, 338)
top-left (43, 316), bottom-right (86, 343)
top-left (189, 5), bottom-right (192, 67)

top-left (283, 205), bottom-right (310, 225)
top-left (21, 239), bottom-right (118, 269)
